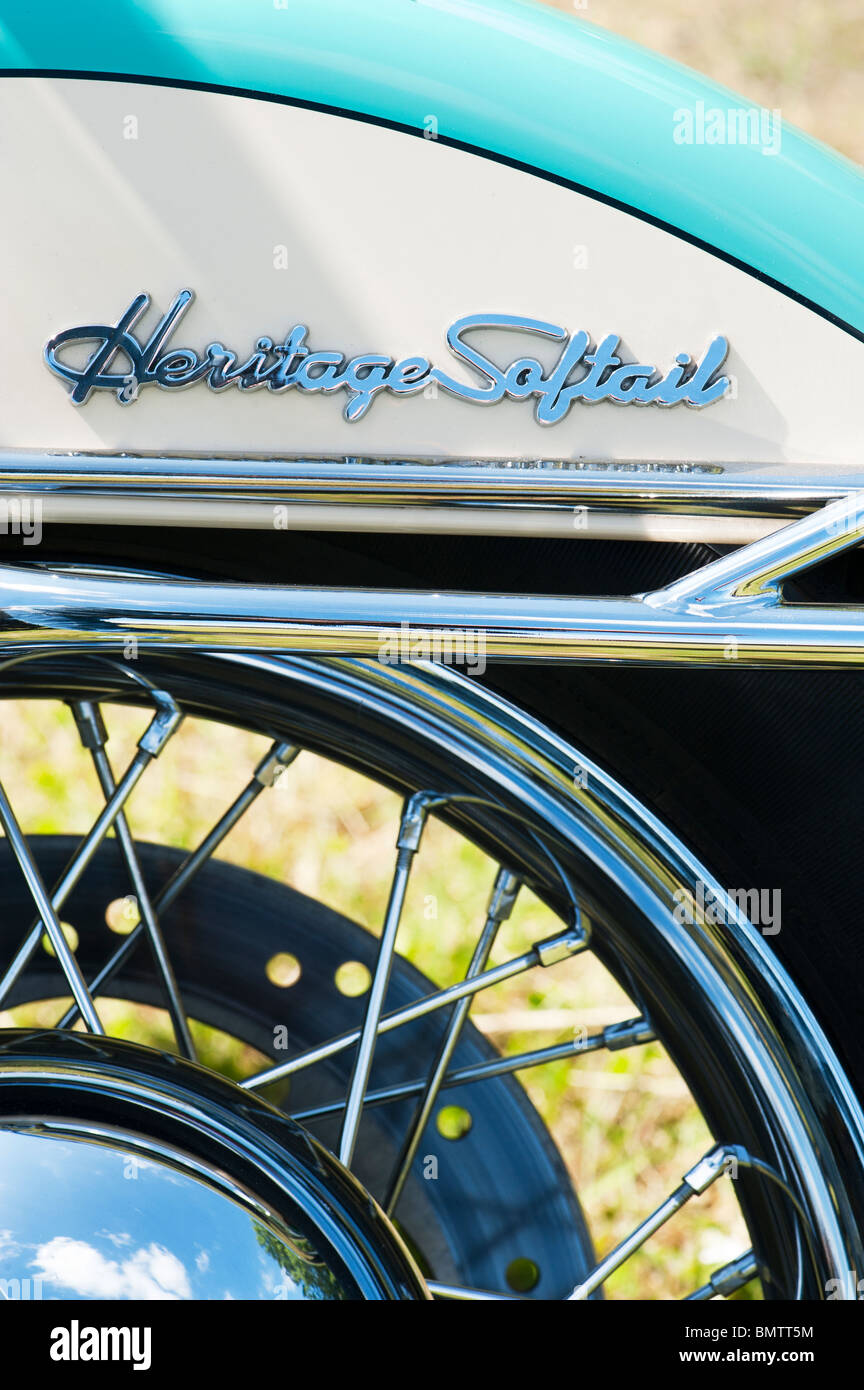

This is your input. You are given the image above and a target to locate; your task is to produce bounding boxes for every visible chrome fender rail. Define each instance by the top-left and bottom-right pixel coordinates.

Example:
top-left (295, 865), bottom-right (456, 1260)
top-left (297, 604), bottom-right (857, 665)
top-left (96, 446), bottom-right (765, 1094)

top-left (1, 493), bottom-right (863, 668)
top-left (1, 451), bottom-right (863, 544)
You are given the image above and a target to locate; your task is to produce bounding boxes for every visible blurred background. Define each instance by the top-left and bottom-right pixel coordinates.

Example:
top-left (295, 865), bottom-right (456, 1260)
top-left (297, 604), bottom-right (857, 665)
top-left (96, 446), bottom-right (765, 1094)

top-left (543, 0), bottom-right (864, 165)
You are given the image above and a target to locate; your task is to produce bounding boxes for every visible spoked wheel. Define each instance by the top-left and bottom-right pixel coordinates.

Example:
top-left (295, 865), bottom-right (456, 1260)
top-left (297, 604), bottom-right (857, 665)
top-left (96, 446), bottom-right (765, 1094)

top-left (0, 646), bottom-right (862, 1301)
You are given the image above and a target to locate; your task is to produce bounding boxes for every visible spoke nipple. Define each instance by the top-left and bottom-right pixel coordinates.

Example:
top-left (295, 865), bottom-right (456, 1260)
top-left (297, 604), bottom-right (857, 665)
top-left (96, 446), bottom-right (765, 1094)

top-left (683, 1144), bottom-right (730, 1195)
top-left (255, 741), bottom-right (300, 787)
top-left (396, 791), bottom-right (438, 852)
top-left (68, 699), bottom-right (108, 750)
top-left (137, 690), bottom-right (183, 757)
top-left (487, 868), bottom-right (520, 923)
top-left (533, 916), bottom-right (587, 967)
top-left (603, 1016), bottom-right (654, 1051)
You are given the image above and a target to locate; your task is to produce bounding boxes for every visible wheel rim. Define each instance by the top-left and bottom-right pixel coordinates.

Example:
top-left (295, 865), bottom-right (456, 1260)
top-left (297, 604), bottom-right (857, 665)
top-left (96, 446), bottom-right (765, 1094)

top-left (0, 642), bottom-right (861, 1300)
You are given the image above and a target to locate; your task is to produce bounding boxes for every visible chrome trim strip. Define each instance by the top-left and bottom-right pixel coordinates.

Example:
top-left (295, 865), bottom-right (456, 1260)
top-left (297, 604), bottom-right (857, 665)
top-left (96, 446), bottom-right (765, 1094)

top-left (0, 492), bottom-right (784, 543)
top-left (0, 496), bottom-right (861, 666)
top-left (2, 576), bottom-right (861, 665)
top-left (1, 451), bottom-right (863, 542)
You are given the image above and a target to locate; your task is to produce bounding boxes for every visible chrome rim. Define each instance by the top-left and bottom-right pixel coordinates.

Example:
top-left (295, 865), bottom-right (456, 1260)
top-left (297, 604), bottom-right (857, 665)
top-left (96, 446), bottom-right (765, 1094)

top-left (0, 644), bottom-right (861, 1300)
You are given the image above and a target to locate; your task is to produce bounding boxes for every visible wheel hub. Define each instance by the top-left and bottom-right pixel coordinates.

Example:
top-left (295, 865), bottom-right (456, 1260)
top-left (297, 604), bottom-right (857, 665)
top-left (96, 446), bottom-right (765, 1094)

top-left (0, 1031), bottom-right (429, 1301)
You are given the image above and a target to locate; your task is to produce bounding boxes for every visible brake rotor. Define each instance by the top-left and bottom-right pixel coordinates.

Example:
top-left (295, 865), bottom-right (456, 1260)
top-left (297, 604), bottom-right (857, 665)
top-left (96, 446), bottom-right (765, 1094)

top-left (0, 837), bottom-right (594, 1298)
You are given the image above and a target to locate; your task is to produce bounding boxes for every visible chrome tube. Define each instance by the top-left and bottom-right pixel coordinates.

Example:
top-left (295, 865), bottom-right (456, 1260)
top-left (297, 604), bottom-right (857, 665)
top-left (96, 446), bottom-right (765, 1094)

top-left (0, 492), bottom-right (786, 544)
top-left (2, 450), bottom-right (859, 510)
top-left (1, 450), bottom-right (862, 543)
top-left (1, 547), bottom-right (864, 670)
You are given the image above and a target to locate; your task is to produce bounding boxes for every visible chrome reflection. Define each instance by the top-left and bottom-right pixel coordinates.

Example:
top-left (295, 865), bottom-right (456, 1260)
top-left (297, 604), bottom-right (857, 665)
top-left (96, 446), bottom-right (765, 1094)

top-left (3, 448), bottom-right (861, 546)
top-left (0, 1032), bottom-right (429, 1301)
top-left (1, 493), bottom-right (864, 667)
top-left (0, 1122), bottom-right (345, 1301)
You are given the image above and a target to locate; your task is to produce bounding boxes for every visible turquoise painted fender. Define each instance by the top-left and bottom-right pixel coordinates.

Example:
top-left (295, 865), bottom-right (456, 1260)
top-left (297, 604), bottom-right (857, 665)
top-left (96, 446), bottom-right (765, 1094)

top-left (0, 0), bottom-right (862, 336)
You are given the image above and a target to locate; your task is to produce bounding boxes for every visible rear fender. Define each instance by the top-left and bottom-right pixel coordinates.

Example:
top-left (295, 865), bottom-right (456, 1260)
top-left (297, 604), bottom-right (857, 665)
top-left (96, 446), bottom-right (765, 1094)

top-left (0, 1), bottom-right (862, 468)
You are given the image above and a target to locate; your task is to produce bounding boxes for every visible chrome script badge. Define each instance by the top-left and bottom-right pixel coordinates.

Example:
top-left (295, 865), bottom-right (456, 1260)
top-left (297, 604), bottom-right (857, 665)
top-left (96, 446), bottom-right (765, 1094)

top-left (44, 290), bottom-right (731, 423)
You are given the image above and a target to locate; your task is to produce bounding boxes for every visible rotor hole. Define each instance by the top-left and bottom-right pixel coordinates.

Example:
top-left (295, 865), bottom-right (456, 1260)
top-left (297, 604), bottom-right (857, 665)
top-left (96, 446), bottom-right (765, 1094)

top-left (266, 952), bottom-right (302, 988)
top-left (506, 1258), bottom-right (540, 1294)
top-left (41, 922), bottom-right (79, 956)
top-left (334, 961), bottom-right (371, 997)
top-left (105, 895), bottom-right (140, 935)
top-left (436, 1105), bottom-right (472, 1140)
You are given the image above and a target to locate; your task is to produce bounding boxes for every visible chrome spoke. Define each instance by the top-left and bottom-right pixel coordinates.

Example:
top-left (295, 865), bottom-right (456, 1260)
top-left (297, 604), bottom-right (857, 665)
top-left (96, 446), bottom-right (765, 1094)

top-left (289, 1015), bottom-right (654, 1123)
top-left (0, 778), bottom-right (103, 1033)
top-left (0, 691), bottom-right (182, 1013)
top-left (243, 921), bottom-right (587, 1092)
top-left (567, 1146), bottom-right (730, 1300)
top-left (339, 793), bottom-right (431, 1167)
top-left (384, 867), bottom-right (520, 1214)
top-left (427, 1281), bottom-right (521, 1301)
top-left (57, 739), bottom-right (299, 1029)
top-left (70, 699), bottom-right (196, 1059)
top-left (686, 1249), bottom-right (758, 1301)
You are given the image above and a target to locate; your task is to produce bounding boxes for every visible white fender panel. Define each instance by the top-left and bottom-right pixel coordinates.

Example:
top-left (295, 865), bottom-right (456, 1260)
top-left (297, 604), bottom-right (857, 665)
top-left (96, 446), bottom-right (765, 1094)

top-left (0, 78), bottom-right (861, 467)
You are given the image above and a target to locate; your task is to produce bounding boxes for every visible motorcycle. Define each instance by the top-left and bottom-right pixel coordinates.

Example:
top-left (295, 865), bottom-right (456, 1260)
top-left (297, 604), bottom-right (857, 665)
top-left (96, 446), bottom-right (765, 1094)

top-left (0, 0), bottom-right (863, 1302)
